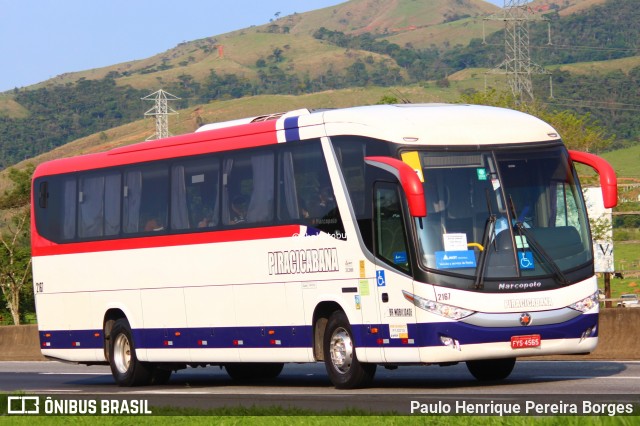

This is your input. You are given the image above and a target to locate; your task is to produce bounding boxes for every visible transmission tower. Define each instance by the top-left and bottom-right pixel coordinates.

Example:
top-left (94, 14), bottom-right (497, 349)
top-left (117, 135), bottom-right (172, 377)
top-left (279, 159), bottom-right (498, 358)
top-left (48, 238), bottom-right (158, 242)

top-left (484, 0), bottom-right (550, 103)
top-left (142, 89), bottom-right (180, 140)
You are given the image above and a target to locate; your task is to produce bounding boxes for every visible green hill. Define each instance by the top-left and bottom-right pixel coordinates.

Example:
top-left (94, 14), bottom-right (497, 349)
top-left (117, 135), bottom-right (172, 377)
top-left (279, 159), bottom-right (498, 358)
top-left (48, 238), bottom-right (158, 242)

top-left (602, 145), bottom-right (640, 179)
top-left (1, 0), bottom-right (639, 171)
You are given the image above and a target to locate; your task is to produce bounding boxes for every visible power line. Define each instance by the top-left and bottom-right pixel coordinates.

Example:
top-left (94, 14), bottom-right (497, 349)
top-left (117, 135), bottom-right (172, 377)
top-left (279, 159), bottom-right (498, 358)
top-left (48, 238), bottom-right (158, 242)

top-left (484, 0), bottom-right (551, 103)
top-left (141, 89), bottom-right (180, 140)
top-left (482, 41), bottom-right (639, 54)
top-left (545, 98), bottom-right (640, 112)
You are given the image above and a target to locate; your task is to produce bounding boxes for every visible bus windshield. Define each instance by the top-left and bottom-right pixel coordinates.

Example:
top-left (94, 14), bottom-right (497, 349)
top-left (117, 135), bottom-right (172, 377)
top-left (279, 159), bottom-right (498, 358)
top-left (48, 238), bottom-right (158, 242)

top-left (413, 145), bottom-right (592, 287)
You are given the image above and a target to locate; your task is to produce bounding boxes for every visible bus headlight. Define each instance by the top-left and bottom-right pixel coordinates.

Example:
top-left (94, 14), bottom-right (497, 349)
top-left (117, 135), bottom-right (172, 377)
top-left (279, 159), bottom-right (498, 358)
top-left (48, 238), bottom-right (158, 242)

top-left (402, 290), bottom-right (475, 320)
top-left (568, 291), bottom-right (599, 312)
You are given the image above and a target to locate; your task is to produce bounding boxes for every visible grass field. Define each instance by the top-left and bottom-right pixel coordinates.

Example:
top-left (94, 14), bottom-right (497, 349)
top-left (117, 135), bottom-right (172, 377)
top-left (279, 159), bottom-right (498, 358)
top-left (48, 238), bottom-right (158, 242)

top-left (600, 240), bottom-right (640, 300)
top-left (3, 387), bottom-right (639, 421)
top-left (1, 408), bottom-right (638, 425)
top-left (601, 145), bottom-right (640, 179)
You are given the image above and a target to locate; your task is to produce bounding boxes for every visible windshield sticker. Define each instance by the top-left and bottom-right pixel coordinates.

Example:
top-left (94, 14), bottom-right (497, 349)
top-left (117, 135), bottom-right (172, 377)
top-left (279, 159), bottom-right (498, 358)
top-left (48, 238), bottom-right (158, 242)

top-left (443, 233), bottom-right (468, 252)
top-left (393, 251), bottom-right (407, 264)
top-left (491, 178), bottom-right (501, 191)
top-left (436, 250), bottom-right (477, 269)
top-left (401, 151), bottom-right (425, 182)
top-left (515, 235), bottom-right (529, 249)
top-left (518, 251), bottom-right (535, 270)
top-left (476, 168), bottom-right (488, 181)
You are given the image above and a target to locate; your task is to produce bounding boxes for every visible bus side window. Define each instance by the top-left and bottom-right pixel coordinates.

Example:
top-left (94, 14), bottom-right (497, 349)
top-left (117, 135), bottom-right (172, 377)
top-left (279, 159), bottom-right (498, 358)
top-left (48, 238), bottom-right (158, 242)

top-left (279, 141), bottom-right (345, 239)
top-left (34, 175), bottom-right (77, 242)
top-left (77, 172), bottom-right (121, 238)
top-left (123, 165), bottom-right (169, 234)
top-left (171, 157), bottom-right (220, 230)
top-left (222, 151), bottom-right (274, 226)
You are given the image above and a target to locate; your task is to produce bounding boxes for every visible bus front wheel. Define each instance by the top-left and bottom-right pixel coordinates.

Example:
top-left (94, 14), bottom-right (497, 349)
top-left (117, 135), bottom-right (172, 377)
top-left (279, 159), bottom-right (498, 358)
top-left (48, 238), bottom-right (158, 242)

top-left (108, 318), bottom-right (153, 386)
top-left (323, 310), bottom-right (376, 389)
top-left (466, 357), bottom-right (516, 381)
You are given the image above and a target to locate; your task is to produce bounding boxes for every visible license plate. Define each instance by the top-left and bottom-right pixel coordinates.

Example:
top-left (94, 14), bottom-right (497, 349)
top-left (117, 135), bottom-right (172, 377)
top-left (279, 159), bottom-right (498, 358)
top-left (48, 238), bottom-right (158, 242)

top-left (510, 334), bottom-right (541, 349)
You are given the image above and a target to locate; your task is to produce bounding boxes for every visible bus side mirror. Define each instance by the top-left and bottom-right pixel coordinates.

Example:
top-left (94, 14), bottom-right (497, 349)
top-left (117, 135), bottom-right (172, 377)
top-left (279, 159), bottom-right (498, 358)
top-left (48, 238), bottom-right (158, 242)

top-left (364, 156), bottom-right (427, 217)
top-left (568, 150), bottom-right (617, 208)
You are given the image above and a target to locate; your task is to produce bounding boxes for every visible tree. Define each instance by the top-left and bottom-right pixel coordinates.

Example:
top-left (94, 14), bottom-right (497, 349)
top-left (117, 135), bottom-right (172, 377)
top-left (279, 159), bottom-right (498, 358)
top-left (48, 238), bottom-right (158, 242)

top-left (0, 165), bottom-right (34, 325)
top-left (377, 95), bottom-right (399, 105)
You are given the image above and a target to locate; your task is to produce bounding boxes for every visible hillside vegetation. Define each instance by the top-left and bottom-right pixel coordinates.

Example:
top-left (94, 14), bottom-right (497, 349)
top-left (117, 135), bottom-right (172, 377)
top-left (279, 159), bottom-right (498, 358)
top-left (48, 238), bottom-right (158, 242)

top-left (0, 0), bottom-right (638, 170)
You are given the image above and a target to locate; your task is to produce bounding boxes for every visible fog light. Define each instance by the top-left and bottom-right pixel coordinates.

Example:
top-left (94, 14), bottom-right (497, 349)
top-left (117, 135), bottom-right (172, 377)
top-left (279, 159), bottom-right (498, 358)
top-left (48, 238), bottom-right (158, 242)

top-left (440, 335), bottom-right (461, 351)
top-left (580, 325), bottom-right (597, 342)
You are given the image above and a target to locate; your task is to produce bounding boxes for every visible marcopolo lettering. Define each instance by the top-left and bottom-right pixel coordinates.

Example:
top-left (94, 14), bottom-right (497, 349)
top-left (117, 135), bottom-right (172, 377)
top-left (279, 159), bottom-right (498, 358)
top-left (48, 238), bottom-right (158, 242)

top-left (268, 248), bottom-right (339, 275)
top-left (498, 281), bottom-right (542, 291)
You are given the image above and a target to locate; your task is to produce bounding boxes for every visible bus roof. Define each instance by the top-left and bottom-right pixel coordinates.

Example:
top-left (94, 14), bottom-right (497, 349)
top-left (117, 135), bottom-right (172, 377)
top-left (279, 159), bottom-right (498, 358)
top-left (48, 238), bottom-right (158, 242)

top-left (315, 104), bottom-right (559, 146)
top-left (33, 104), bottom-right (560, 178)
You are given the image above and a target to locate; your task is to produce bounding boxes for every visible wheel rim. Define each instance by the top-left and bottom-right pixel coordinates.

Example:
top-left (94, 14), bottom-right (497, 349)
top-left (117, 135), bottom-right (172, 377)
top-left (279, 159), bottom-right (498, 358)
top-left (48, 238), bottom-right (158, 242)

top-left (113, 333), bottom-right (131, 374)
top-left (329, 327), bottom-right (353, 374)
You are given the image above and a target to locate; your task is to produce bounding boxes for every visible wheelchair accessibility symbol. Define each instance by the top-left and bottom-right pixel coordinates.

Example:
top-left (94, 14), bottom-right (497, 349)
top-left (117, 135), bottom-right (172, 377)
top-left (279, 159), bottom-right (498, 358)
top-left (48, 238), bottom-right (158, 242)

top-left (376, 270), bottom-right (386, 287)
top-left (519, 252), bottom-right (535, 270)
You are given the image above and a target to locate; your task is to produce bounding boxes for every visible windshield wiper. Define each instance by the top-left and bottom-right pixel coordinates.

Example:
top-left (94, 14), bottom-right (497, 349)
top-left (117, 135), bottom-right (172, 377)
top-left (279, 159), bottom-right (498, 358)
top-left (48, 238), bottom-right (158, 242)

top-left (473, 189), bottom-right (497, 290)
top-left (508, 196), bottom-right (569, 286)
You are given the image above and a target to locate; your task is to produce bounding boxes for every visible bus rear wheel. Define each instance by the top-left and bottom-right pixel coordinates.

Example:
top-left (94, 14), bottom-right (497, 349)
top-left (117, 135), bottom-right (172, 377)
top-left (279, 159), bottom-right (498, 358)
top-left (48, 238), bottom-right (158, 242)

top-left (323, 310), bottom-right (376, 389)
top-left (109, 318), bottom-right (153, 386)
top-left (466, 358), bottom-right (516, 381)
top-left (225, 363), bottom-right (284, 380)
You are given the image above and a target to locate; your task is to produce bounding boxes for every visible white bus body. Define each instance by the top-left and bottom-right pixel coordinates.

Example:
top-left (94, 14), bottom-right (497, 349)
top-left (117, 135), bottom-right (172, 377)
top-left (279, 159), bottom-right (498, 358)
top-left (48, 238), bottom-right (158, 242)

top-left (32, 104), bottom-right (617, 388)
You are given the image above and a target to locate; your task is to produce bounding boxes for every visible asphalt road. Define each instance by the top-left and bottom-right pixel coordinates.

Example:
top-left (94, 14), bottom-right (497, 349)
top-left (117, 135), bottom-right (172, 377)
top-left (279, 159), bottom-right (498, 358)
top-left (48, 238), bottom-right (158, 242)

top-left (1, 361), bottom-right (639, 414)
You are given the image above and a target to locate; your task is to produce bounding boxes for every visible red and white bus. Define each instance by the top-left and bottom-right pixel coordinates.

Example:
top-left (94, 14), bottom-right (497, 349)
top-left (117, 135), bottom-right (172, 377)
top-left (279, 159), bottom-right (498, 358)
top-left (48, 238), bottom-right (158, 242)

top-left (31, 104), bottom-right (617, 388)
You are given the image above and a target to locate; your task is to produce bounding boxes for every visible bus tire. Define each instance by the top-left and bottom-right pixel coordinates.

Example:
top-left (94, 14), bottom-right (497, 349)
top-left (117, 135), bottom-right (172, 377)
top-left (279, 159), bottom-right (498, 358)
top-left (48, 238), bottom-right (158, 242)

top-left (323, 310), bottom-right (376, 389)
top-left (108, 318), bottom-right (153, 386)
top-left (466, 358), bottom-right (516, 381)
top-left (225, 363), bottom-right (284, 380)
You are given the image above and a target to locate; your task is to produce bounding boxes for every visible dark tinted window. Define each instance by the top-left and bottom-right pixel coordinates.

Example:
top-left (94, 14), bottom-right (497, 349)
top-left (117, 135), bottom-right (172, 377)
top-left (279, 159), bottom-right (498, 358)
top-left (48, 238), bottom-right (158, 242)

top-left (78, 172), bottom-right (121, 238)
top-left (222, 150), bottom-right (274, 226)
top-left (279, 140), bottom-right (345, 239)
top-left (34, 140), bottom-right (347, 243)
top-left (123, 164), bottom-right (169, 234)
top-left (171, 157), bottom-right (220, 230)
top-left (331, 136), bottom-right (393, 250)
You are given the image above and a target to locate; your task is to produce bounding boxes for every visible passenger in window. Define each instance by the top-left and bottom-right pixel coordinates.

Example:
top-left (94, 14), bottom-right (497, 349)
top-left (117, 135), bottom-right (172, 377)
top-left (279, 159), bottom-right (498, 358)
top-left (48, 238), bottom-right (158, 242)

top-left (299, 198), bottom-right (310, 220)
top-left (309, 186), bottom-right (335, 218)
top-left (144, 216), bottom-right (164, 232)
top-left (198, 208), bottom-right (214, 228)
top-left (230, 195), bottom-right (248, 224)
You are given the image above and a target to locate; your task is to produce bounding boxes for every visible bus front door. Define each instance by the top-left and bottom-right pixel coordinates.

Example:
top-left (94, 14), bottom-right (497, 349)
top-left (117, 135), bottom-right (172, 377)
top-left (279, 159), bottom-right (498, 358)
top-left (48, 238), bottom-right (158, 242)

top-left (373, 182), bottom-right (419, 363)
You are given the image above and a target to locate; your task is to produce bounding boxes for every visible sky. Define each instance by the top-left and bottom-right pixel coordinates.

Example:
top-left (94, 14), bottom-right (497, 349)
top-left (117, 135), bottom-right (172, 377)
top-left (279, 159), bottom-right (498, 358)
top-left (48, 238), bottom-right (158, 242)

top-left (0, 0), bottom-right (505, 92)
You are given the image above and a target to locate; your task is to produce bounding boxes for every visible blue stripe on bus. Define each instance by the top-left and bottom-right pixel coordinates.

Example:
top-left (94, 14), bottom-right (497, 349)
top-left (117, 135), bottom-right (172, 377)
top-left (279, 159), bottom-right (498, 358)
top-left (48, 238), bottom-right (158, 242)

top-left (39, 329), bottom-right (104, 349)
top-left (133, 326), bottom-right (314, 349)
top-left (355, 313), bottom-right (598, 348)
top-left (305, 226), bottom-right (322, 236)
top-left (283, 116), bottom-right (300, 142)
top-left (39, 313), bottom-right (597, 351)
